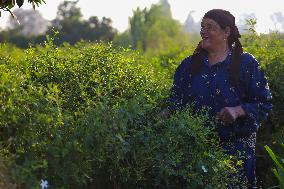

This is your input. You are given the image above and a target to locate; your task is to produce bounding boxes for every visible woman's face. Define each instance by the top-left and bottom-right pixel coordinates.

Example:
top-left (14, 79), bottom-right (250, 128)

top-left (200, 18), bottom-right (230, 52)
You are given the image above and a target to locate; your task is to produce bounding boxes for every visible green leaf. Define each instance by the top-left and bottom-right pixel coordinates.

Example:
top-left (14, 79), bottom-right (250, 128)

top-left (265, 145), bottom-right (284, 188)
top-left (265, 145), bottom-right (284, 173)
top-left (16, 0), bottom-right (24, 7)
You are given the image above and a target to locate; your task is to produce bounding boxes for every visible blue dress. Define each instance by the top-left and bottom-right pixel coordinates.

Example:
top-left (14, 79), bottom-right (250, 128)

top-left (168, 52), bottom-right (273, 188)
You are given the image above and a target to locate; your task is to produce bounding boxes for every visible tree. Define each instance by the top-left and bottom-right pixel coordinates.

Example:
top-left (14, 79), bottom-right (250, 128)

top-left (8, 8), bottom-right (49, 37)
top-left (49, 1), bottom-right (85, 45)
top-left (0, 0), bottom-right (118, 47)
top-left (0, 8), bottom-right (48, 48)
top-left (0, 0), bottom-right (45, 16)
top-left (55, 0), bottom-right (82, 21)
top-left (129, 0), bottom-right (190, 52)
top-left (84, 16), bottom-right (117, 42)
top-left (50, 1), bottom-right (117, 45)
top-left (113, 30), bottom-right (132, 48)
top-left (129, 7), bottom-right (147, 50)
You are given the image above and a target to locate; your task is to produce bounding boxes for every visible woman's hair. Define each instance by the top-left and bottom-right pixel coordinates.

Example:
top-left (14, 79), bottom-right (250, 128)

top-left (190, 9), bottom-right (243, 87)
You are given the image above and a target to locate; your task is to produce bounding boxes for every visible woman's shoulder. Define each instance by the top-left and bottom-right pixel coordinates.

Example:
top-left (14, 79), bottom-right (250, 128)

top-left (180, 56), bottom-right (193, 66)
top-left (240, 52), bottom-right (259, 68)
top-left (240, 52), bottom-right (257, 62)
top-left (175, 56), bottom-right (193, 71)
top-left (173, 56), bottom-right (193, 78)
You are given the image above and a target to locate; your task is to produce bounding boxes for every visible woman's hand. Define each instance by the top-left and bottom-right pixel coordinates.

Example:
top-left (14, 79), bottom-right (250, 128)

top-left (216, 106), bottom-right (246, 125)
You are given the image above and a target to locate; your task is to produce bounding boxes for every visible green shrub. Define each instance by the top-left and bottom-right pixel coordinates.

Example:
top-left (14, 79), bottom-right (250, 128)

top-left (0, 41), bottom-right (238, 188)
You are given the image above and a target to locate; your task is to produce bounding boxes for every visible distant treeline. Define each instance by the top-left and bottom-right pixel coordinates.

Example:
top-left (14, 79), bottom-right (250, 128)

top-left (0, 0), bottom-right (195, 51)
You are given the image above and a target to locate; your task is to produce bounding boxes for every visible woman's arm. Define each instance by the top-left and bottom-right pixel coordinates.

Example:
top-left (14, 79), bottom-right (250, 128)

top-left (240, 54), bottom-right (273, 123)
top-left (167, 58), bottom-right (191, 113)
top-left (217, 54), bottom-right (272, 125)
top-left (167, 65), bottom-right (185, 112)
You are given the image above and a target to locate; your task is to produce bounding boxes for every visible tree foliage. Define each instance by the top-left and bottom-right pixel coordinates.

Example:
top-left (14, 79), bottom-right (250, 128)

top-left (50, 1), bottom-right (117, 45)
top-left (0, 0), bottom-right (117, 47)
top-left (0, 0), bottom-right (45, 16)
top-left (55, 0), bottom-right (82, 21)
top-left (127, 0), bottom-right (190, 53)
top-left (7, 8), bottom-right (48, 37)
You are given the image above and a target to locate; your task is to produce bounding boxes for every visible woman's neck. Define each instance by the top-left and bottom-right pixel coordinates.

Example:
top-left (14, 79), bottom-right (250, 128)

top-left (208, 46), bottom-right (230, 65)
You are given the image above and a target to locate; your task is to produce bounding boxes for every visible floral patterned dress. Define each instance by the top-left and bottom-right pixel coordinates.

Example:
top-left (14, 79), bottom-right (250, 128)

top-left (168, 52), bottom-right (273, 188)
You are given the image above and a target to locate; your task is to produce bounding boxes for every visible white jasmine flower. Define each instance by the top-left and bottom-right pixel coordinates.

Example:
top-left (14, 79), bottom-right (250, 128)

top-left (201, 165), bottom-right (208, 173)
top-left (40, 179), bottom-right (48, 189)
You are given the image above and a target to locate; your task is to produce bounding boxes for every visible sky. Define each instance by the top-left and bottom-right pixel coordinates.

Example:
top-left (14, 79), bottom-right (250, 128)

top-left (0, 0), bottom-right (284, 34)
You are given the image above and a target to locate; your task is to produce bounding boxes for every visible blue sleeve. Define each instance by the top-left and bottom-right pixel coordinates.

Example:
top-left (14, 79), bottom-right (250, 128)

top-left (240, 54), bottom-right (273, 123)
top-left (167, 58), bottom-right (190, 112)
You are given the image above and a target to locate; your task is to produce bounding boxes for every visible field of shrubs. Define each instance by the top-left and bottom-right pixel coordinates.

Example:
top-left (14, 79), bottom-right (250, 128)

top-left (0, 32), bottom-right (283, 188)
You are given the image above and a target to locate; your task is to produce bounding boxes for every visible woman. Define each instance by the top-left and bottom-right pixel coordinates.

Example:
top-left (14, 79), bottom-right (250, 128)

top-left (167, 9), bottom-right (272, 188)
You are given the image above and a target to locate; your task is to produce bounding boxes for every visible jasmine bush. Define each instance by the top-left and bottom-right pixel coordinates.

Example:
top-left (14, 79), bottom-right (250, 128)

top-left (0, 41), bottom-right (241, 188)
